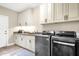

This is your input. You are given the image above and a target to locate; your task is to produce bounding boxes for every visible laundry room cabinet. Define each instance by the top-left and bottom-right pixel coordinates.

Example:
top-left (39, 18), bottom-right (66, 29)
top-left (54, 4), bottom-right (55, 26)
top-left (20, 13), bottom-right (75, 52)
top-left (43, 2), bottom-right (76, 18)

top-left (14, 34), bottom-right (35, 52)
top-left (40, 3), bottom-right (79, 24)
top-left (53, 3), bottom-right (64, 22)
top-left (40, 4), bottom-right (48, 24)
top-left (14, 34), bottom-right (25, 47)
top-left (40, 3), bottom-right (64, 24)
top-left (40, 4), bottom-right (53, 24)
top-left (68, 3), bottom-right (79, 21)
top-left (53, 3), bottom-right (79, 23)
top-left (22, 35), bottom-right (35, 52)
top-left (18, 9), bottom-right (33, 26)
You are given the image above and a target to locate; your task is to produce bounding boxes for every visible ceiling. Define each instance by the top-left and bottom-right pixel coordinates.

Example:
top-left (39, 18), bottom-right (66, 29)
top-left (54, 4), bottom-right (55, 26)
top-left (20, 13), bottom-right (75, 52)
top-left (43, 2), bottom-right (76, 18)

top-left (0, 3), bottom-right (40, 12)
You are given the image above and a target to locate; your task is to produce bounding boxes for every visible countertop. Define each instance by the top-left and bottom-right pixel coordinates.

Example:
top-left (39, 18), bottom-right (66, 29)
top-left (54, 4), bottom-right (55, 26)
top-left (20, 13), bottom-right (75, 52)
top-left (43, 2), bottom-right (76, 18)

top-left (14, 32), bottom-right (49, 37)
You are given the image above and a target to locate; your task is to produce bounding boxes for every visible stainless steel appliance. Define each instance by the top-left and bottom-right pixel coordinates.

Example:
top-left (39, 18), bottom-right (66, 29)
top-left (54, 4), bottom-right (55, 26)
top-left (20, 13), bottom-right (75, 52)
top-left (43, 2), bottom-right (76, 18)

top-left (35, 36), bottom-right (50, 56)
top-left (35, 31), bottom-right (55, 56)
top-left (35, 31), bottom-right (79, 56)
top-left (51, 31), bottom-right (76, 56)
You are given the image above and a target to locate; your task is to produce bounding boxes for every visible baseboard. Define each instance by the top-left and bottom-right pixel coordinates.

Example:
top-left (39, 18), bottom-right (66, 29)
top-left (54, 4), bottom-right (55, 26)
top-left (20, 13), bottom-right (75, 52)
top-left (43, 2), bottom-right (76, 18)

top-left (7, 43), bottom-right (15, 46)
top-left (15, 44), bottom-right (35, 53)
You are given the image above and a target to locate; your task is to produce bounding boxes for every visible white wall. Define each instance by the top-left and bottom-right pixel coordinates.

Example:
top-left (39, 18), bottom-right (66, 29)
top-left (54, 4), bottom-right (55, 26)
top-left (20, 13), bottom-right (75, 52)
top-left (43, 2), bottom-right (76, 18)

top-left (0, 6), bottom-right (18, 44)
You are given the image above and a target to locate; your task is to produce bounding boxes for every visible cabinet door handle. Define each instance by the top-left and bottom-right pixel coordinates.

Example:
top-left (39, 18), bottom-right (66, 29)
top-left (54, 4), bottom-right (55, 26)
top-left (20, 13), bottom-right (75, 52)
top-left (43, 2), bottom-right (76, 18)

top-left (64, 15), bottom-right (68, 20)
top-left (29, 40), bottom-right (31, 43)
top-left (45, 19), bottom-right (47, 22)
top-left (4, 33), bottom-right (7, 34)
top-left (21, 38), bottom-right (23, 41)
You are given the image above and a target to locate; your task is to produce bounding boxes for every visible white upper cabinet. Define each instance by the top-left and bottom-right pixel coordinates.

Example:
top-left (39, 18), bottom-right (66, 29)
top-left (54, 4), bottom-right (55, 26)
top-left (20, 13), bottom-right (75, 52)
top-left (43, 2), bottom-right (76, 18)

top-left (63, 3), bottom-right (69, 21)
top-left (54, 3), bottom-right (64, 22)
top-left (40, 4), bottom-right (48, 24)
top-left (18, 3), bottom-right (79, 25)
top-left (47, 4), bottom-right (52, 23)
top-left (51, 3), bottom-right (54, 22)
top-left (63, 3), bottom-right (79, 21)
top-left (52, 3), bottom-right (79, 23)
top-left (40, 3), bottom-right (79, 24)
top-left (18, 13), bottom-right (24, 26)
top-left (68, 3), bottom-right (79, 21)
top-left (18, 9), bottom-right (33, 26)
top-left (40, 4), bottom-right (53, 24)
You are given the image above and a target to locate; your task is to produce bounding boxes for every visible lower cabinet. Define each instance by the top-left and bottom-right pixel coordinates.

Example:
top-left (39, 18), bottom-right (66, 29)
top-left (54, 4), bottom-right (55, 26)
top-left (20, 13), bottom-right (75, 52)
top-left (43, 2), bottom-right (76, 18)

top-left (23, 35), bottom-right (35, 52)
top-left (14, 34), bottom-right (35, 52)
top-left (15, 34), bottom-right (22, 46)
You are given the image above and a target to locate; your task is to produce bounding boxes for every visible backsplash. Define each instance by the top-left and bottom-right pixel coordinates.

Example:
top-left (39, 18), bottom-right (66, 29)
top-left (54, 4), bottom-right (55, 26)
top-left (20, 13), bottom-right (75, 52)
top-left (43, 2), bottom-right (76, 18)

top-left (42, 21), bottom-right (79, 32)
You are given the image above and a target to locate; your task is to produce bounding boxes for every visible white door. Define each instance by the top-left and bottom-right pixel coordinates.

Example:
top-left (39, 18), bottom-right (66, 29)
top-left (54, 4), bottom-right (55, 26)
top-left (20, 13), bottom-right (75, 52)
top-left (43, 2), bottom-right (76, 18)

top-left (0, 15), bottom-right (8, 48)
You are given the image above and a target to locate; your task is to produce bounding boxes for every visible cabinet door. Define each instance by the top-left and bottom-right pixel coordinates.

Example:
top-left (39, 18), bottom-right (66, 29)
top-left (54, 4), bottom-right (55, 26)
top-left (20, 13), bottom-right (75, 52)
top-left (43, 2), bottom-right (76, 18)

top-left (51, 3), bottom-right (54, 22)
top-left (40, 4), bottom-right (48, 24)
top-left (18, 13), bottom-right (25, 26)
top-left (26, 39), bottom-right (31, 50)
top-left (15, 34), bottom-right (22, 46)
top-left (30, 39), bottom-right (35, 52)
top-left (18, 10), bottom-right (33, 26)
top-left (15, 35), bottom-right (35, 52)
top-left (20, 35), bottom-right (29, 49)
top-left (14, 34), bottom-right (18, 44)
top-left (47, 3), bottom-right (52, 23)
top-left (54, 3), bottom-right (64, 22)
top-left (20, 35), bottom-right (27, 48)
top-left (63, 3), bottom-right (69, 20)
top-left (18, 35), bottom-right (24, 47)
top-left (23, 36), bottom-right (35, 52)
top-left (69, 3), bottom-right (79, 20)
top-left (27, 36), bottom-right (35, 52)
